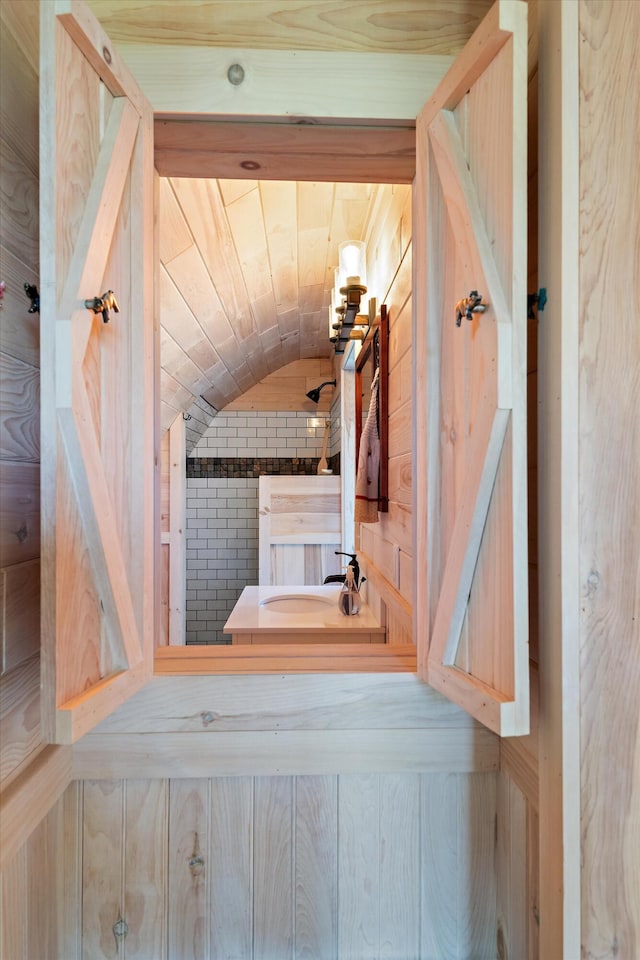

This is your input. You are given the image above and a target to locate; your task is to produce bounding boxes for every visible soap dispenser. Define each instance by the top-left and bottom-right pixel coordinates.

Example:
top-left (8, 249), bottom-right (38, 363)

top-left (338, 565), bottom-right (361, 616)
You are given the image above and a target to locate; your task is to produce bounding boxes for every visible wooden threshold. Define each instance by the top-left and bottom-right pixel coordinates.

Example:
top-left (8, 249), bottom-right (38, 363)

top-left (155, 643), bottom-right (416, 675)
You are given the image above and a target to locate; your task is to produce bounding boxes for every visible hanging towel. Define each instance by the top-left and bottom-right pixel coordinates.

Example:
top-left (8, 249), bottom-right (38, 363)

top-left (355, 367), bottom-right (380, 524)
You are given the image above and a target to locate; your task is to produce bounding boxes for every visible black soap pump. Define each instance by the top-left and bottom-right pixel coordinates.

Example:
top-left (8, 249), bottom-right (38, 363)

top-left (338, 565), bottom-right (361, 616)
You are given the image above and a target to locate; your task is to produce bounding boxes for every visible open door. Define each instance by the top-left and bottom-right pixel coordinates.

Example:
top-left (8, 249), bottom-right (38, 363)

top-left (40, 1), bottom-right (155, 743)
top-left (414, 1), bottom-right (529, 736)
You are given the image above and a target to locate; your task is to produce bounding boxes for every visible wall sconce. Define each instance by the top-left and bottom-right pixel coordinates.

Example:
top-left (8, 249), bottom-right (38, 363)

top-left (330, 242), bottom-right (371, 353)
top-left (338, 241), bottom-right (367, 325)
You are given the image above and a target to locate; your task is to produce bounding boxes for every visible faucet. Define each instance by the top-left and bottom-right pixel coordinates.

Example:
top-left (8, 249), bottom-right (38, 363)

top-left (324, 551), bottom-right (361, 588)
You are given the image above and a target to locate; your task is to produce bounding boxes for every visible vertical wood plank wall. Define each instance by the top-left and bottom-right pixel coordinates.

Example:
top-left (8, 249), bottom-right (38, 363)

top-left (0, 0), bottom-right (43, 788)
top-left (577, 1), bottom-right (640, 956)
top-left (26, 772), bottom-right (497, 960)
top-left (357, 185), bottom-right (414, 645)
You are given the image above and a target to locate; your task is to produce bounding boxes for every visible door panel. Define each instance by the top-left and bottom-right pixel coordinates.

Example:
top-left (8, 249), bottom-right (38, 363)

top-left (40, 1), bottom-right (155, 743)
top-left (414, 0), bottom-right (529, 736)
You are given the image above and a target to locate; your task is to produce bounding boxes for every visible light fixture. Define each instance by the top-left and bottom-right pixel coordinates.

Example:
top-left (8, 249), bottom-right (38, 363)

top-left (306, 380), bottom-right (336, 404)
top-left (330, 242), bottom-right (369, 351)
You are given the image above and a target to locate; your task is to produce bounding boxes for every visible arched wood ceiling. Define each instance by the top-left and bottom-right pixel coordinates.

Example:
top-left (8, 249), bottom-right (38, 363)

top-left (159, 177), bottom-right (386, 427)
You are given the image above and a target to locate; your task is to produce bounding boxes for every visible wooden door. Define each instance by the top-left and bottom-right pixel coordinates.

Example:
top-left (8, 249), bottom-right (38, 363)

top-left (40, 1), bottom-right (155, 743)
top-left (414, 1), bottom-right (529, 736)
top-left (259, 476), bottom-right (342, 586)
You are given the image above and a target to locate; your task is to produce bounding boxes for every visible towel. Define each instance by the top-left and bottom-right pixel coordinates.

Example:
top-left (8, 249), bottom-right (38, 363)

top-left (355, 367), bottom-right (380, 524)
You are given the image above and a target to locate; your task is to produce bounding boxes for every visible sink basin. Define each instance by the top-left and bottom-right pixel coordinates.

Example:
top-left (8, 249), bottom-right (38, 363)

top-left (259, 593), bottom-right (335, 615)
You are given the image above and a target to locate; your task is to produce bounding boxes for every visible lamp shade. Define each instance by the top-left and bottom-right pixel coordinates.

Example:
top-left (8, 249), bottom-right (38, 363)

top-left (338, 241), bottom-right (367, 289)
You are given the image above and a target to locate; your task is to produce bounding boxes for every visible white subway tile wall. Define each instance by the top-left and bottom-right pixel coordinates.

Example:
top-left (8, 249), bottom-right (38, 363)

top-left (186, 410), bottom-right (330, 644)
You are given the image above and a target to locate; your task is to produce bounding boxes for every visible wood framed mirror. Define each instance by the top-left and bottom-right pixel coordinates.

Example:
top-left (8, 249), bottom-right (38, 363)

top-left (355, 304), bottom-right (389, 514)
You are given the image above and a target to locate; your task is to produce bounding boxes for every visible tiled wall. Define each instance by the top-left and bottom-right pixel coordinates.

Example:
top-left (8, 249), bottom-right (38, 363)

top-left (185, 410), bottom-right (338, 644)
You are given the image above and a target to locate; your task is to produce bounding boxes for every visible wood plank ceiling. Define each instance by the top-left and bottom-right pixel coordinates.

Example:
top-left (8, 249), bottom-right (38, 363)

top-left (89, 1), bottom-right (492, 430)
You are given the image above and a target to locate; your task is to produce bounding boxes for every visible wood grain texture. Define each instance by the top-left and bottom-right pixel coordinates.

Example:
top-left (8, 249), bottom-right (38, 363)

top-left (72, 727), bottom-right (499, 781)
top-left (210, 777), bottom-right (253, 960)
top-left (0, 744), bottom-right (71, 872)
top-left (0, 653), bottom-right (41, 788)
top-left (0, 843), bottom-right (27, 960)
top-left (124, 779), bottom-right (168, 960)
top-left (1, 559), bottom-right (39, 674)
top-left (253, 777), bottom-right (294, 959)
top-left (67, 769), bottom-right (500, 959)
top-left (535, 1), bottom-right (581, 955)
top-left (0, 460), bottom-right (40, 567)
top-left (168, 779), bottom-right (209, 960)
top-left (82, 779), bottom-right (123, 960)
top-left (92, 672), bottom-right (478, 734)
top-left (40, 0), bottom-right (155, 742)
top-left (338, 773), bottom-right (380, 957)
top-left (577, 2), bottom-right (640, 958)
top-left (89, 1), bottom-right (491, 54)
top-left (295, 775), bottom-right (338, 959)
top-left (108, 43), bottom-right (454, 119)
top-left (0, 348), bottom-right (39, 450)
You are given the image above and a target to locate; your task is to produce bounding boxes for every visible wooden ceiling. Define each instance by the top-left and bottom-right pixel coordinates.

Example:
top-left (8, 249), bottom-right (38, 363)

top-left (89, 1), bottom-right (492, 55)
top-left (159, 176), bottom-right (389, 425)
top-left (87, 1), bottom-right (492, 430)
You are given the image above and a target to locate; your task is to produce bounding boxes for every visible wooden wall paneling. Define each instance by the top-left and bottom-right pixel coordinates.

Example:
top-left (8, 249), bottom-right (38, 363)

top-left (0, 460), bottom-right (39, 567)
top-left (0, 744), bottom-right (71, 873)
top-left (0, 353), bottom-right (39, 462)
top-left (209, 777), bottom-right (253, 960)
top-left (0, 653), bottom-right (40, 787)
top-left (457, 773), bottom-right (498, 958)
top-left (0, 5), bottom-right (38, 174)
top-left (112, 45), bottom-right (454, 122)
top-left (379, 774), bottom-right (421, 959)
top-left (168, 415), bottom-right (185, 644)
top-left (92, 673), bottom-right (478, 735)
top-left (527, 804), bottom-right (540, 960)
top-left (419, 773), bottom-right (460, 959)
top-left (82, 779), bottom-right (124, 960)
top-left (124, 779), bottom-right (168, 960)
top-left (536, 1), bottom-right (581, 954)
top-left (0, 246), bottom-right (40, 367)
top-left (225, 358), bottom-right (335, 412)
top-left (577, 2), bottom-right (640, 957)
top-left (1, 559), bottom-right (39, 674)
top-left (496, 771), bottom-right (528, 960)
top-left (60, 782), bottom-right (83, 960)
top-left (168, 779), bottom-right (210, 960)
top-left (25, 807), bottom-right (58, 960)
top-left (338, 773), bottom-right (380, 956)
top-left (253, 777), bottom-right (294, 960)
top-left (0, 843), bottom-right (27, 960)
top-left (295, 775), bottom-right (338, 959)
top-left (0, 138), bottom-right (39, 269)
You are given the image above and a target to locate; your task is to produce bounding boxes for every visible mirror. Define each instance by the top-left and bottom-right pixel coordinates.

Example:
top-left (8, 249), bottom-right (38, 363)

top-left (355, 304), bottom-right (389, 514)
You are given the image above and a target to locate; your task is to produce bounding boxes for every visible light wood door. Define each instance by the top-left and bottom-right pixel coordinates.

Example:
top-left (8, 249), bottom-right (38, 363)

top-left (259, 476), bottom-right (342, 586)
top-left (414, 0), bottom-right (529, 736)
top-left (40, 1), bottom-right (155, 743)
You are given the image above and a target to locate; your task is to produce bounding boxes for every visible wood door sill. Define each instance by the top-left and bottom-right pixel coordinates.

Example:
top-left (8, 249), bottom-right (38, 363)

top-left (154, 643), bottom-right (416, 675)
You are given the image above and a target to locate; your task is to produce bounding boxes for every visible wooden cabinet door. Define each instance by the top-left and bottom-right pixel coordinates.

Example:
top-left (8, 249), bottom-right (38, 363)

top-left (414, 1), bottom-right (529, 736)
top-left (40, 1), bottom-right (155, 743)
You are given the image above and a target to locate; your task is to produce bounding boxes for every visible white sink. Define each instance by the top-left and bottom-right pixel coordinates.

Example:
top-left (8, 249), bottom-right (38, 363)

top-left (259, 593), bottom-right (335, 615)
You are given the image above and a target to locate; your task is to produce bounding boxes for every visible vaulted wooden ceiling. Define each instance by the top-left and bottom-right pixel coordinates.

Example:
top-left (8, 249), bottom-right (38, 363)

top-left (87, 1), bottom-right (492, 429)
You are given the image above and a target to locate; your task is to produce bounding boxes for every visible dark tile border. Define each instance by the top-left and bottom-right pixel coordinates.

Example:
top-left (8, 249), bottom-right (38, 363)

top-left (187, 457), bottom-right (341, 479)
